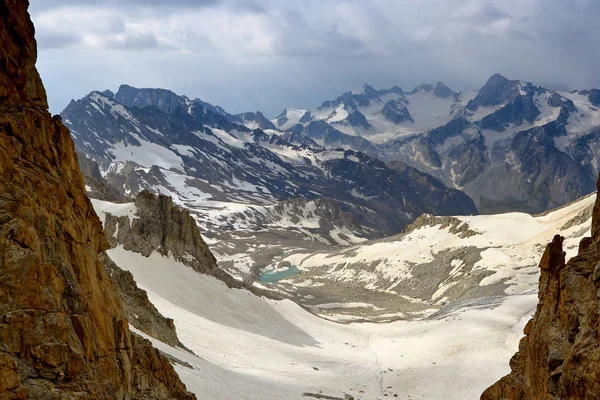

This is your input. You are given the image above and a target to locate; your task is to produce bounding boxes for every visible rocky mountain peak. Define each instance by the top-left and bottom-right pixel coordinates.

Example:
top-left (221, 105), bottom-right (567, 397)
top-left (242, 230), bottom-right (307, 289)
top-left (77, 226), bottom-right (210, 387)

top-left (389, 85), bottom-right (404, 94)
top-left (467, 73), bottom-right (522, 110)
top-left (239, 110), bottom-right (277, 130)
top-left (486, 72), bottom-right (509, 86)
top-left (382, 100), bottom-right (414, 123)
top-left (115, 84), bottom-right (189, 114)
top-left (580, 88), bottom-right (600, 107)
top-left (410, 83), bottom-right (435, 94)
top-left (361, 83), bottom-right (379, 97)
top-left (433, 81), bottom-right (455, 98)
top-left (102, 189), bottom-right (223, 277)
top-left (345, 110), bottom-right (371, 129)
top-left (0, 2), bottom-right (195, 398)
top-left (408, 82), bottom-right (456, 98)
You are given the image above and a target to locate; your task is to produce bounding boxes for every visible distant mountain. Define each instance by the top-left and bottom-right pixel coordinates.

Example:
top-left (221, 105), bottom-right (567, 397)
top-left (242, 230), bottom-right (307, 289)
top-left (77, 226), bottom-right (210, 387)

top-left (267, 74), bottom-right (600, 214)
top-left (272, 82), bottom-right (471, 145)
top-left (62, 86), bottom-right (477, 240)
top-left (65, 74), bottom-right (600, 218)
top-left (383, 74), bottom-right (600, 213)
top-left (237, 111), bottom-right (277, 130)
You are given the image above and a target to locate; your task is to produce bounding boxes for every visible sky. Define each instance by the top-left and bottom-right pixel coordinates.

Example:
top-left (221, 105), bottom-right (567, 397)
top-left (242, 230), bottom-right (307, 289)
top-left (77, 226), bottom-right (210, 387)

top-left (29, 0), bottom-right (600, 117)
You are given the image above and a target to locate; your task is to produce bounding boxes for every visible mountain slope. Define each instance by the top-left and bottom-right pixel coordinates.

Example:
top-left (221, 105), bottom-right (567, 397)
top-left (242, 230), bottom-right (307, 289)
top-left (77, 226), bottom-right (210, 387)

top-left (382, 74), bottom-right (600, 213)
top-left (100, 227), bottom-right (538, 400)
top-left (269, 75), bottom-right (600, 214)
top-left (273, 82), bottom-right (473, 145)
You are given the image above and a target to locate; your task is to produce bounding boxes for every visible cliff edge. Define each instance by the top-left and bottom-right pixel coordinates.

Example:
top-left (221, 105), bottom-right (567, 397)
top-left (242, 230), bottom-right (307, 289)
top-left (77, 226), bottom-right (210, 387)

top-left (482, 179), bottom-right (600, 398)
top-left (0, 1), bottom-right (195, 398)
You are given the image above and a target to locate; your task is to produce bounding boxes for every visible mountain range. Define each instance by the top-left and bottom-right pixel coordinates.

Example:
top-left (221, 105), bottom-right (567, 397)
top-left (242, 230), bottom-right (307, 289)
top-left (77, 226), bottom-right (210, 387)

top-left (64, 74), bottom-right (600, 224)
top-left (62, 85), bottom-right (477, 242)
top-left (269, 75), bottom-right (600, 213)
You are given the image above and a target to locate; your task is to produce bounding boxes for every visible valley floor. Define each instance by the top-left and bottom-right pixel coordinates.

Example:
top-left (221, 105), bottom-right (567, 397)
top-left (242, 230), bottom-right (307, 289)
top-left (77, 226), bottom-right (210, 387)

top-left (109, 246), bottom-right (537, 400)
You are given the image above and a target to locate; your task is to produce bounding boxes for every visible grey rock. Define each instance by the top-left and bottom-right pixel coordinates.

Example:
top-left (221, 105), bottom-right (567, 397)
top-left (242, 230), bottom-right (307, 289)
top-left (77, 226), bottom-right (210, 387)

top-left (299, 110), bottom-right (313, 123)
top-left (479, 94), bottom-right (541, 131)
top-left (382, 100), bottom-right (414, 124)
top-left (106, 190), bottom-right (218, 275)
top-left (433, 82), bottom-right (457, 99)
top-left (410, 83), bottom-right (434, 94)
top-left (295, 120), bottom-right (380, 157)
top-left (466, 73), bottom-right (524, 111)
top-left (78, 156), bottom-right (126, 202)
top-left (342, 110), bottom-right (372, 129)
top-left (580, 89), bottom-right (600, 107)
top-left (238, 111), bottom-right (277, 130)
top-left (115, 84), bottom-right (188, 114)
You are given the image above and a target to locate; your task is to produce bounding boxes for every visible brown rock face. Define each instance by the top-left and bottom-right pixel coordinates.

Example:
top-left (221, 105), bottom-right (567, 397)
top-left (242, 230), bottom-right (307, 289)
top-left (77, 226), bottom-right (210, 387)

top-left (0, 1), bottom-right (195, 398)
top-left (482, 183), bottom-right (600, 399)
top-left (0, 0), bottom-right (47, 109)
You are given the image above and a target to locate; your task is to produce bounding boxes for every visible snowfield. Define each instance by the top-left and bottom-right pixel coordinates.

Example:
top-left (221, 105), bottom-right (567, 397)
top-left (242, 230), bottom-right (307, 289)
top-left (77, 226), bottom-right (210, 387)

top-left (90, 181), bottom-right (596, 399)
top-left (108, 246), bottom-right (537, 400)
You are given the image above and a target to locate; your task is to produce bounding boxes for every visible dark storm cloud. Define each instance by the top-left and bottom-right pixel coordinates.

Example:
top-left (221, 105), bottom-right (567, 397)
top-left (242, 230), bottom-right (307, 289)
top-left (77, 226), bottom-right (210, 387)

top-left (272, 9), bottom-right (371, 58)
top-left (29, 0), bottom-right (600, 116)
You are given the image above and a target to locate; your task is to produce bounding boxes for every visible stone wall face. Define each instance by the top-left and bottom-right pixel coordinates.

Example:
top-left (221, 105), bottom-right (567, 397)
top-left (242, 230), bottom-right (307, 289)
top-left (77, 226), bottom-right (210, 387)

top-left (482, 179), bottom-right (600, 399)
top-left (0, 1), bottom-right (195, 398)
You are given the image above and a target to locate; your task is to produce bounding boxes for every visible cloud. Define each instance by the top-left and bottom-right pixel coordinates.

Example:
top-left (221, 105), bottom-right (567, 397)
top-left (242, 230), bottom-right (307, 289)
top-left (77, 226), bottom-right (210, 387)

top-left (28, 0), bottom-right (600, 116)
top-left (35, 32), bottom-right (79, 49)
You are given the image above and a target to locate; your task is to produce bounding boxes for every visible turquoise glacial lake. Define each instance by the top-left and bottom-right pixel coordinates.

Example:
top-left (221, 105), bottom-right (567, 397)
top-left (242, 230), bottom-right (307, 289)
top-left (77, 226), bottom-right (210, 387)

top-left (259, 266), bottom-right (299, 283)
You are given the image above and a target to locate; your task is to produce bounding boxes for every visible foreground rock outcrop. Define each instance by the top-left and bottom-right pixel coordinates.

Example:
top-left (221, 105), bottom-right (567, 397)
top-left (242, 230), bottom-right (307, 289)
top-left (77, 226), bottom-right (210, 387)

top-left (482, 179), bottom-right (600, 398)
top-left (0, 1), bottom-right (195, 398)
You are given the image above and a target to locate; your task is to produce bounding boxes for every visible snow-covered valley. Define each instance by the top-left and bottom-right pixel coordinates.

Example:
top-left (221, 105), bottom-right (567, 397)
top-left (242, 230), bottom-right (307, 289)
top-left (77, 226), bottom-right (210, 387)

top-left (108, 245), bottom-right (537, 400)
top-left (91, 190), bottom-right (596, 399)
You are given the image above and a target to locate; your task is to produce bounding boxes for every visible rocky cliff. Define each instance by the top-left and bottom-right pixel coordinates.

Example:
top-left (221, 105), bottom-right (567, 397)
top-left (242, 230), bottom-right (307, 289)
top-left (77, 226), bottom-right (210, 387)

top-left (103, 190), bottom-right (222, 276)
top-left (98, 189), bottom-right (241, 341)
top-left (482, 178), bottom-right (600, 399)
top-left (0, 1), bottom-right (195, 398)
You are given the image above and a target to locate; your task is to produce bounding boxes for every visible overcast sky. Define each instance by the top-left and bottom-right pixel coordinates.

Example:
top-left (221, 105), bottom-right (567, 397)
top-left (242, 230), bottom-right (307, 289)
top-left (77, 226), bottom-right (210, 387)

top-left (30, 0), bottom-right (600, 117)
